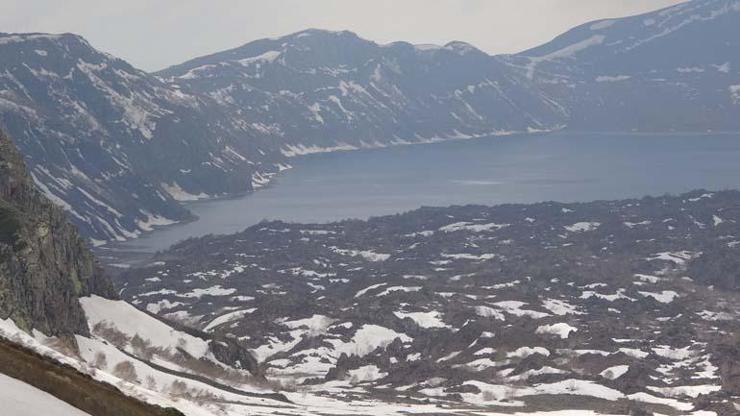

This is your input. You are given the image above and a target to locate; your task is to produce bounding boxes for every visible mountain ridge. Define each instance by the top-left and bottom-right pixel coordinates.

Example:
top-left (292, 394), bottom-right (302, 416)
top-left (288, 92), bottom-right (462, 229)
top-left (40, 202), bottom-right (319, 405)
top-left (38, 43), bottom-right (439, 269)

top-left (1, 0), bottom-right (737, 245)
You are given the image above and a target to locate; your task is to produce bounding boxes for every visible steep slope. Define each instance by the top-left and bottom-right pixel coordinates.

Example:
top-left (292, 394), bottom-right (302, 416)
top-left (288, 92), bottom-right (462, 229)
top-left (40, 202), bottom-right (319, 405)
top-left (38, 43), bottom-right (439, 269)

top-left (158, 29), bottom-right (566, 156)
top-left (508, 0), bottom-right (740, 131)
top-left (0, 33), bottom-right (284, 242)
top-left (0, 129), bottom-right (114, 336)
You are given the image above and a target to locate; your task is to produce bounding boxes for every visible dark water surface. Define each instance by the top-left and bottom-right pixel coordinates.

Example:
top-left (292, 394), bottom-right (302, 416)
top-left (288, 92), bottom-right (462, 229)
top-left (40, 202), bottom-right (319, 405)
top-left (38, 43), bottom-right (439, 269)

top-left (111, 132), bottom-right (740, 255)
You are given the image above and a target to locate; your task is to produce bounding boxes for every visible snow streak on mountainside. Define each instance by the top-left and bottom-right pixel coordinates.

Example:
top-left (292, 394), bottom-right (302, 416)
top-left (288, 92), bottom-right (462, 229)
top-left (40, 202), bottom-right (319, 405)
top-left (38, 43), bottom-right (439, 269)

top-left (508, 0), bottom-right (740, 131)
top-left (157, 29), bottom-right (565, 156)
top-left (0, 33), bottom-right (284, 242)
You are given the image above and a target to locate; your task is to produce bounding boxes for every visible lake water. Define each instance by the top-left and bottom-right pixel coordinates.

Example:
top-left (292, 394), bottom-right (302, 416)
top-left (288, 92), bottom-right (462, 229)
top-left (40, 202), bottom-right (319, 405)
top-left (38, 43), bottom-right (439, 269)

top-left (112, 132), bottom-right (740, 254)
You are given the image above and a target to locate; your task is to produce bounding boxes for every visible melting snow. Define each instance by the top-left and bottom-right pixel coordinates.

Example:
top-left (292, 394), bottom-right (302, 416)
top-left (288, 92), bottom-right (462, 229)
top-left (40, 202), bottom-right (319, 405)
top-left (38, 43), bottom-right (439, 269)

top-left (508, 347), bottom-right (550, 358)
top-left (600, 365), bottom-right (629, 380)
top-left (283, 315), bottom-right (336, 336)
top-left (375, 286), bottom-right (422, 297)
top-left (329, 325), bottom-right (411, 356)
top-left (237, 50), bottom-right (281, 66)
top-left (203, 309), bottom-right (255, 332)
top-left (536, 323), bottom-right (577, 339)
top-left (79, 296), bottom-right (209, 358)
top-left (354, 283), bottom-right (387, 298)
top-left (439, 222), bottom-right (509, 233)
top-left (160, 182), bottom-right (208, 202)
top-left (0, 373), bottom-right (92, 416)
top-left (542, 299), bottom-right (581, 315)
top-left (564, 222), bottom-right (601, 232)
top-left (394, 311), bottom-right (449, 328)
top-left (639, 290), bottom-right (679, 303)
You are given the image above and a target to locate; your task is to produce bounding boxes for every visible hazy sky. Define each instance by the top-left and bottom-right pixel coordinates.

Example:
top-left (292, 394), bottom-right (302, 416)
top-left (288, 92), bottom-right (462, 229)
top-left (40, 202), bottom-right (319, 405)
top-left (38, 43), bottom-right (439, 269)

top-left (2, 0), bottom-right (685, 71)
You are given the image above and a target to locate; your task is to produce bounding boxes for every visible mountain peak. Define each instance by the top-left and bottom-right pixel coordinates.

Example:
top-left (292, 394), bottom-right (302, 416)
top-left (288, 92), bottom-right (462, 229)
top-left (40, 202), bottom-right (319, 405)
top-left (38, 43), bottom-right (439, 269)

top-left (444, 40), bottom-right (485, 55)
top-left (0, 32), bottom-right (90, 48)
top-left (283, 28), bottom-right (361, 40)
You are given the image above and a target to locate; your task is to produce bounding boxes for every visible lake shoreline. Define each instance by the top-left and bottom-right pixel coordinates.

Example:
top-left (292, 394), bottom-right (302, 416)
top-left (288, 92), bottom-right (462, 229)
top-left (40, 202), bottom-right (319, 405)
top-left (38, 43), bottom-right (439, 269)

top-left (99, 131), bottom-right (740, 265)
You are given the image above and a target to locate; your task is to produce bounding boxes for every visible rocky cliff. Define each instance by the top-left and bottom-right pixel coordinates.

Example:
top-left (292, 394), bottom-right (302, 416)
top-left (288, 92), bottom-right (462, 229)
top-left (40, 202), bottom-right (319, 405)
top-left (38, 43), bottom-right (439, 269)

top-left (0, 129), bottom-right (114, 336)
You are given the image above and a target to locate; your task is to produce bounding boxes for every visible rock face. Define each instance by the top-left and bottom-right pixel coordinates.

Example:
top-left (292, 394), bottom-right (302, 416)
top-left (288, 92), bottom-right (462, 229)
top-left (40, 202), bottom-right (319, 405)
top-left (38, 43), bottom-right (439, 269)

top-left (1, 1), bottom-right (739, 243)
top-left (0, 129), bottom-right (114, 336)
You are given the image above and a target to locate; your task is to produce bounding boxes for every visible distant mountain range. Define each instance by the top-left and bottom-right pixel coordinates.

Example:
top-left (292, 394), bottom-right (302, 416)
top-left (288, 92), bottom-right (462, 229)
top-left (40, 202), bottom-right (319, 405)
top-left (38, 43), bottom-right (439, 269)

top-left (0, 0), bottom-right (738, 242)
top-left (509, 0), bottom-right (740, 131)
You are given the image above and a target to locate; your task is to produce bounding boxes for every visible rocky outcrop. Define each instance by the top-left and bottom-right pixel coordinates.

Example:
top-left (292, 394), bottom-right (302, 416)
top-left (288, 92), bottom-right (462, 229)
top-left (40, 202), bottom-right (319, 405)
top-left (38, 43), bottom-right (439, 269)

top-left (209, 337), bottom-right (263, 378)
top-left (0, 129), bottom-right (114, 336)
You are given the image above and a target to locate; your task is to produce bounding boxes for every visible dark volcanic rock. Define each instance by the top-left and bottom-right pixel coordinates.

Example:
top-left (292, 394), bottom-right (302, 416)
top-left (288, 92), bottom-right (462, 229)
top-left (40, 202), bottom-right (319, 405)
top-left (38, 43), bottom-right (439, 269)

top-left (209, 336), bottom-right (263, 378)
top-left (119, 189), bottom-right (740, 412)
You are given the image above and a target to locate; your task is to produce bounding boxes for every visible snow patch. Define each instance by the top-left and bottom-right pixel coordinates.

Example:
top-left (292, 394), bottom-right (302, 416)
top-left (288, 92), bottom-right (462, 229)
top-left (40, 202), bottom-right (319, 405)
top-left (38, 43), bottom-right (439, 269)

top-left (536, 323), bottom-right (577, 339)
top-left (565, 222), bottom-right (601, 232)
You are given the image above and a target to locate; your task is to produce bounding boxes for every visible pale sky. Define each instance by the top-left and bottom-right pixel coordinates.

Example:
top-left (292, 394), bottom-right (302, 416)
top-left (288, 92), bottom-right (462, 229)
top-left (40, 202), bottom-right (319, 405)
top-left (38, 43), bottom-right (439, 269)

top-left (2, 0), bottom-right (685, 71)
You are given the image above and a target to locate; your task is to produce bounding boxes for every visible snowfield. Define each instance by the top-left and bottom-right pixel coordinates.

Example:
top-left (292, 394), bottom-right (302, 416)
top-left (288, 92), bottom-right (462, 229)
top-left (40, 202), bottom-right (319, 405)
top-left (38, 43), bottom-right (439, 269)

top-left (0, 373), bottom-right (92, 416)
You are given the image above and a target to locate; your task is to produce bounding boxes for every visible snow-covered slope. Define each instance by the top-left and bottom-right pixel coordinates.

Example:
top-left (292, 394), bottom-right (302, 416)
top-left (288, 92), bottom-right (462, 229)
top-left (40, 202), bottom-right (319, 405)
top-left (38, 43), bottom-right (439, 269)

top-left (1, 299), bottom-right (645, 416)
top-left (0, 373), bottom-right (91, 416)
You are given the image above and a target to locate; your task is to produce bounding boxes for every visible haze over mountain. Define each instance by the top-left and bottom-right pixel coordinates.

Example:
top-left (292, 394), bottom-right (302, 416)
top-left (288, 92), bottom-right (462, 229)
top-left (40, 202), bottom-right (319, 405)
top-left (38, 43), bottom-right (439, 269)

top-left (0, 0), bottom-right (738, 244)
top-left (0, 1), bottom-right (739, 415)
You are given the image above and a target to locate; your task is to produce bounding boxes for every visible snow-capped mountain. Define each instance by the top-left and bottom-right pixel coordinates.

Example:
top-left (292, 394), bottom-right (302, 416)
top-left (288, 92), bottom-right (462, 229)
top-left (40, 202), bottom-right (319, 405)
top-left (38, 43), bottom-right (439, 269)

top-left (0, 31), bottom-right (564, 243)
top-left (1, 0), bottom-right (738, 243)
top-left (508, 0), bottom-right (740, 131)
top-left (0, 33), bottom-right (284, 242)
top-left (158, 29), bottom-right (566, 155)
